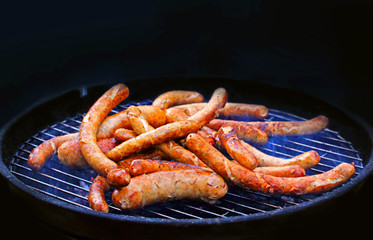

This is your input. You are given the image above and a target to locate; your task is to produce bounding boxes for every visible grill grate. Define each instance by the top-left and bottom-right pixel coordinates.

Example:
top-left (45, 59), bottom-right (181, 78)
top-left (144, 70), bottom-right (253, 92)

top-left (9, 101), bottom-right (364, 220)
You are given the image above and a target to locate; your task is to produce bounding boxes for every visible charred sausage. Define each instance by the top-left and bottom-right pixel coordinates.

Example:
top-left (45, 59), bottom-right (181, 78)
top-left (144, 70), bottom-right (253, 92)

top-left (186, 133), bottom-right (355, 195)
top-left (112, 169), bottom-right (228, 210)
top-left (152, 90), bottom-right (204, 110)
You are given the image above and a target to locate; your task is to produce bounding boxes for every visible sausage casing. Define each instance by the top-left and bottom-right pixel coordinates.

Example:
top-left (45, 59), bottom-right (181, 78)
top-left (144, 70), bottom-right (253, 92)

top-left (88, 176), bottom-right (110, 212)
top-left (112, 169), bottom-right (228, 210)
top-left (79, 84), bottom-right (129, 176)
top-left (208, 115), bottom-right (329, 137)
top-left (152, 90), bottom-right (204, 110)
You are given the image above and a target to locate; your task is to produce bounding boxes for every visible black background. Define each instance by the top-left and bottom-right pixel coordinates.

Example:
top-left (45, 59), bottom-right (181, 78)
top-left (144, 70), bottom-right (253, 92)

top-left (0, 1), bottom-right (373, 239)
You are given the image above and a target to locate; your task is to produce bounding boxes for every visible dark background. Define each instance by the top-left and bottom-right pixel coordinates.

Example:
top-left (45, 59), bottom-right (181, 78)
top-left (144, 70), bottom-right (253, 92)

top-left (0, 1), bottom-right (373, 239)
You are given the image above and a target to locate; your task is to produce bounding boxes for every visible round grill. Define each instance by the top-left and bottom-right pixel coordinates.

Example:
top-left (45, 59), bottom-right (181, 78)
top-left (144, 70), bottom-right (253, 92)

top-left (8, 100), bottom-right (363, 220)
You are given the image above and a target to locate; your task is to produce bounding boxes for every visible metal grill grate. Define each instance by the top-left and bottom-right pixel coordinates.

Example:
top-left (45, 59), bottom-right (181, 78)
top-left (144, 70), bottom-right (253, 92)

top-left (9, 101), bottom-right (364, 219)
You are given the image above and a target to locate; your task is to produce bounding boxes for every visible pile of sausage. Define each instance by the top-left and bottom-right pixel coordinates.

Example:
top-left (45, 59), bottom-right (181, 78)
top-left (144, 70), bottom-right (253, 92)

top-left (28, 84), bottom-right (355, 213)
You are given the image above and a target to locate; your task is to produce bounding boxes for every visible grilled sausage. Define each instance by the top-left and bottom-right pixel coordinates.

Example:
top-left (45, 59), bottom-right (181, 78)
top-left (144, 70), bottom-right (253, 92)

top-left (28, 133), bottom-right (78, 171)
top-left (107, 88), bottom-right (227, 160)
top-left (253, 165), bottom-right (306, 178)
top-left (58, 138), bottom-right (119, 169)
top-left (218, 126), bottom-right (258, 170)
top-left (106, 168), bottom-right (132, 187)
top-left (242, 141), bottom-right (321, 169)
top-left (129, 159), bottom-right (212, 176)
top-left (208, 115), bottom-right (329, 137)
top-left (152, 90), bottom-right (204, 110)
top-left (112, 169), bottom-right (228, 210)
top-left (126, 106), bottom-right (207, 167)
top-left (97, 105), bottom-right (167, 138)
top-left (88, 176), bottom-right (110, 212)
top-left (79, 83), bottom-right (129, 181)
top-left (113, 129), bottom-right (137, 142)
top-left (186, 133), bottom-right (355, 195)
top-left (116, 149), bottom-right (170, 171)
top-left (172, 102), bottom-right (268, 119)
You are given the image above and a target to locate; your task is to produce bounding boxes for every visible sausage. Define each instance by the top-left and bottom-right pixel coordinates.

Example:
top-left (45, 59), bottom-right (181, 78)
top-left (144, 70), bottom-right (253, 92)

top-left (126, 106), bottom-right (207, 167)
top-left (208, 115), bottom-right (329, 137)
top-left (117, 149), bottom-right (170, 171)
top-left (172, 102), bottom-right (268, 119)
top-left (129, 159), bottom-right (212, 176)
top-left (152, 90), bottom-right (204, 110)
top-left (106, 88), bottom-right (227, 160)
top-left (106, 168), bottom-right (131, 187)
top-left (113, 129), bottom-right (137, 142)
top-left (166, 107), bottom-right (217, 145)
top-left (88, 176), bottom-right (110, 212)
top-left (242, 141), bottom-right (321, 169)
top-left (186, 133), bottom-right (355, 195)
top-left (253, 165), bottom-right (306, 178)
top-left (97, 105), bottom-right (167, 138)
top-left (28, 133), bottom-right (78, 171)
top-left (79, 83), bottom-right (129, 179)
top-left (167, 104), bottom-right (267, 146)
top-left (218, 126), bottom-right (258, 170)
top-left (112, 169), bottom-right (228, 210)
top-left (57, 138), bottom-right (119, 169)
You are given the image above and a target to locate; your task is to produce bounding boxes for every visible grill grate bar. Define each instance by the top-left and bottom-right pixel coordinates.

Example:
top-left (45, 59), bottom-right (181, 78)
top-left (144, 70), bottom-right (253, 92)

top-left (30, 186), bottom-right (92, 210)
top-left (9, 105), bottom-right (364, 220)
top-left (164, 207), bottom-right (204, 219)
top-left (10, 162), bottom-right (89, 192)
top-left (13, 154), bottom-right (93, 184)
top-left (11, 171), bottom-right (88, 201)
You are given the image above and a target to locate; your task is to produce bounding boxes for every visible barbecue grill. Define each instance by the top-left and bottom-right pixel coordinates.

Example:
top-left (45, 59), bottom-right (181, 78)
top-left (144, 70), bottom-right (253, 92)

top-left (1, 78), bottom-right (372, 239)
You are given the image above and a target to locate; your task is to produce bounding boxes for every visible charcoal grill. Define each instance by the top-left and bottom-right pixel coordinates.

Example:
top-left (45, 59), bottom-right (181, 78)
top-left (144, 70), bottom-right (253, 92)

top-left (1, 78), bottom-right (372, 239)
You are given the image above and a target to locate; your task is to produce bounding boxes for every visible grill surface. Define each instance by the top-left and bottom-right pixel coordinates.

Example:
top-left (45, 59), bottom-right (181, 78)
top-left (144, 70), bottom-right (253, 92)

top-left (9, 100), bottom-right (363, 220)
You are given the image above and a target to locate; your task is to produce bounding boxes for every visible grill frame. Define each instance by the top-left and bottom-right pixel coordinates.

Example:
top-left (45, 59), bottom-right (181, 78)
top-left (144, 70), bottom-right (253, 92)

top-left (1, 78), bottom-right (373, 238)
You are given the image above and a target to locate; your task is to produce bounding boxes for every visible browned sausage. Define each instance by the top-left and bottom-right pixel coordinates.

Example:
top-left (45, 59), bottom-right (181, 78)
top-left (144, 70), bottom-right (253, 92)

top-left (106, 88), bottom-right (227, 160)
top-left (208, 115), bottom-right (329, 137)
top-left (88, 176), bottom-right (110, 212)
top-left (152, 90), bottom-right (204, 110)
top-left (172, 102), bottom-right (268, 119)
top-left (28, 133), bottom-right (78, 171)
top-left (58, 138), bottom-right (119, 169)
top-left (116, 149), bottom-right (170, 171)
top-left (241, 141), bottom-right (321, 169)
top-left (218, 126), bottom-right (258, 170)
top-left (253, 165), bottom-right (306, 178)
top-left (113, 129), bottom-right (137, 142)
top-left (106, 168), bottom-right (131, 187)
top-left (129, 159), bottom-right (212, 176)
top-left (166, 106), bottom-right (268, 145)
top-left (126, 106), bottom-right (207, 167)
top-left (112, 169), bottom-right (228, 210)
top-left (97, 105), bottom-right (167, 138)
top-left (166, 107), bottom-right (217, 145)
top-left (186, 133), bottom-right (355, 195)
top-left (79, 83), bottom-right (130, 181)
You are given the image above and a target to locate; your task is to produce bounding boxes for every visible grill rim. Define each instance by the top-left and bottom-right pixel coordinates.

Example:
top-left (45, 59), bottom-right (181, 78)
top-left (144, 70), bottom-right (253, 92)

top-left (1, 80), bottom-right (373, 228)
